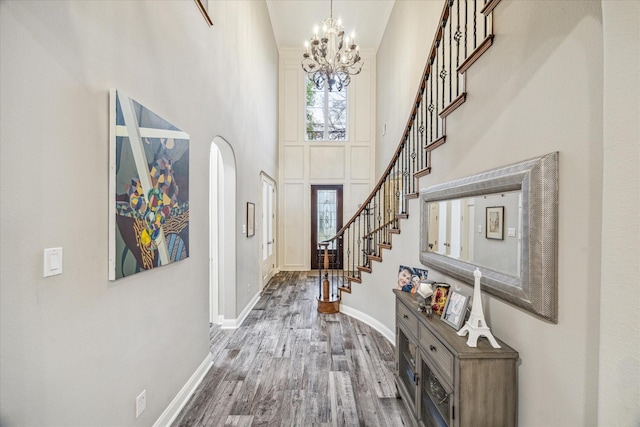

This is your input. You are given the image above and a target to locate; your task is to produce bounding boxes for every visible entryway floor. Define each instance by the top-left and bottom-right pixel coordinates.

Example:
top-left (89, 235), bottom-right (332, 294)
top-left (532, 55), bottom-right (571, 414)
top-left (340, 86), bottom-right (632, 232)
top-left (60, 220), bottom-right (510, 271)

top-left (172, 271), bottom-right (411, 426)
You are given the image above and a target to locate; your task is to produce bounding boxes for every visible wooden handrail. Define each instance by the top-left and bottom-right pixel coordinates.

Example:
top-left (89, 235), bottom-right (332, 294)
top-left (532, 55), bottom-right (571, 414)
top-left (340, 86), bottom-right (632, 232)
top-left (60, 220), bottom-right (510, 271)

top-left (362, 219), bottom-right (397, 240)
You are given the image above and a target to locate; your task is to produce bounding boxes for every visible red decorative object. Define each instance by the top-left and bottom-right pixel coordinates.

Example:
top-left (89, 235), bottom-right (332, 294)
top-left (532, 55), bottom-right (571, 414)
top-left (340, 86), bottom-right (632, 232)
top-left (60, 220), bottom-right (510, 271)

top-left (431, 283), bottom-right (451, 316)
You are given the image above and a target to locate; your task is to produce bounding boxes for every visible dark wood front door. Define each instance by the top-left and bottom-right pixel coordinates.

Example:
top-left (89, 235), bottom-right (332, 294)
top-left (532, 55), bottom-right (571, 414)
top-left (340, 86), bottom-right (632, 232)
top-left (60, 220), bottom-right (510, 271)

top-left (311, 185), bottom-right (343, 270)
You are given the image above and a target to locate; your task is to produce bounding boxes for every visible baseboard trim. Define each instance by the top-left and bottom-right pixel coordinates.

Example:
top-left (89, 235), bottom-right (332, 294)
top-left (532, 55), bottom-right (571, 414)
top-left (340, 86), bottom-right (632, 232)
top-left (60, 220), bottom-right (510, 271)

top-left (153, 353), bottom-right (213, 427)
top-left (220, 291), bottom-right (262, 329)
top-left (340, 304), bottom-right (395, 345)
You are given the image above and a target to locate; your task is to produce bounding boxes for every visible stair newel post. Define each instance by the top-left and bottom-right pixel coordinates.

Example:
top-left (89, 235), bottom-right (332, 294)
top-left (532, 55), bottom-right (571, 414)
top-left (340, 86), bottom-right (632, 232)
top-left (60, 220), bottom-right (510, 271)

top-left (317, 241), bottom-right (340, 314)
top-left (321, 242), bottom-right (330, 301)
top-left (317, 243), bottom-right (323, 299)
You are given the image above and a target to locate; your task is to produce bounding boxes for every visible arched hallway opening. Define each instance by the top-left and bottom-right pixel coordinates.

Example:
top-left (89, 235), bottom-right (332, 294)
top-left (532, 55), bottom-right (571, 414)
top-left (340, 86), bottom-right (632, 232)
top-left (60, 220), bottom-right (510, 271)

top-left (210, 136), bottom-right (237, 326)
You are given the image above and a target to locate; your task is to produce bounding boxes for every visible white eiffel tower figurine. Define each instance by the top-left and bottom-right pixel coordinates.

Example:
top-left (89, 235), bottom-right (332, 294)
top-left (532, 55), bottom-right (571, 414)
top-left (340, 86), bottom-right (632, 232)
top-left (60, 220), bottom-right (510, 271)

top-left (457, 268), bottom-right (501, 348)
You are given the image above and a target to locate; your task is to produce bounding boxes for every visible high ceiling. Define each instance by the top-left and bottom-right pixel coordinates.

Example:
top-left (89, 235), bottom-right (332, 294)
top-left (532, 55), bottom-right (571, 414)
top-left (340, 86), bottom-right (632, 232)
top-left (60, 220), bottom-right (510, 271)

top-left (265, 0), bottom-right (396, 52)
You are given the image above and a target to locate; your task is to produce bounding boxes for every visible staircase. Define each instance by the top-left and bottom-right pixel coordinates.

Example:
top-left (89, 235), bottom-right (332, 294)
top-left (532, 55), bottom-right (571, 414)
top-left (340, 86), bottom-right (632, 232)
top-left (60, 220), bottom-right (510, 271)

top-left (316, 0), bottom-right (503, 311)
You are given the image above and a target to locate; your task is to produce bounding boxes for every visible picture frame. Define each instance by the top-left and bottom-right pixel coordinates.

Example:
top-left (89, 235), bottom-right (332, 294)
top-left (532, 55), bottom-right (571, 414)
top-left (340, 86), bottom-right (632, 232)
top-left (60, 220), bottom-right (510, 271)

top-left (486, 206), bottom-right (504, 240)
top-left (441, 291), bottom-right (469, 330)
top-left (194, 0), bottom-right (213, 26)
top-left (396, 265), bottom-right (429, 293)
top-left (246, 202), bottom-right (255, 237)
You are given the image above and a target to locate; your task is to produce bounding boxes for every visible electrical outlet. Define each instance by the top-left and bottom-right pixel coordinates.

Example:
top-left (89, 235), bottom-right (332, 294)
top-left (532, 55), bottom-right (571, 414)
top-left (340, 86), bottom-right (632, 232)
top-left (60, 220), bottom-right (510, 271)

top-left (136, 390), bottom-right (146, 418)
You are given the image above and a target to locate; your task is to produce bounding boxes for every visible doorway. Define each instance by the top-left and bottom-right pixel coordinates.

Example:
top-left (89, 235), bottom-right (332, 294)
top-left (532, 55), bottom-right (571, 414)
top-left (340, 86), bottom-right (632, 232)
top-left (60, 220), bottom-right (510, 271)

top-left (210, 137), bottom-right (237, 326)
top-left (260, 173), bottom-right (277, 289)
top-left (311, 185), bottom-right (343, 270)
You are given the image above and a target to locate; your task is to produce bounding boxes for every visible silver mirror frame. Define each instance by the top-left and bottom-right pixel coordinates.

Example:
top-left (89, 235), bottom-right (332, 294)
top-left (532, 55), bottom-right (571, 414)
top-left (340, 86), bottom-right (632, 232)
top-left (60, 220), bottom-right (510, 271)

top-left (420, 152), bottom-right (558, 323)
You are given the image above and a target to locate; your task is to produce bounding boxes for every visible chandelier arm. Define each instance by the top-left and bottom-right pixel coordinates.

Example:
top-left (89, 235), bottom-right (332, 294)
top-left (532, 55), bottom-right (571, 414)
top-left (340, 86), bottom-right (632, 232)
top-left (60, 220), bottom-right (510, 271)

top-left (301, 0), bottom-right (362, 91)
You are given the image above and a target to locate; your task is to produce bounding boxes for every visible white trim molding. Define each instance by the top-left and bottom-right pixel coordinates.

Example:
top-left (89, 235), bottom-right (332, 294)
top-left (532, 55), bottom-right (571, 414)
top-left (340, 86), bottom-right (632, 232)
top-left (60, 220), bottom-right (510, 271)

top-left (220, 291), bottom-right (262, 330)
top-left (340, 304), bottom-right (395, 345)
top-left (153, 353), bottom-right (213, 427)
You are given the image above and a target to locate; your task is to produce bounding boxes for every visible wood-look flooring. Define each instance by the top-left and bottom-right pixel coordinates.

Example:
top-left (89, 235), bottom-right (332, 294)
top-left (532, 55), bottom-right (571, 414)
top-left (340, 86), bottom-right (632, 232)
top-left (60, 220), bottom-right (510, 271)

top-left (172, 271), bottom-right (411, 427)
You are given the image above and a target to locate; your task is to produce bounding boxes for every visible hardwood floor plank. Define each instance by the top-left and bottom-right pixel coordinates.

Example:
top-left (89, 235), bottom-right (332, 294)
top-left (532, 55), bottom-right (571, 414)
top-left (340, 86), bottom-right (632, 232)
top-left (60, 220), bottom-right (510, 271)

top-left (224, 415), bottom-right (254, 427)
top-left (327, 320), bottom-right (346, 356)
top-left (329, 371), bottom-right (360, 426)
top-left (280, 389), bottom-right (306, 426)
top-left (378, 397), bottom-right (412, 427)
top-left (172, 272), bottom-right (411, 427)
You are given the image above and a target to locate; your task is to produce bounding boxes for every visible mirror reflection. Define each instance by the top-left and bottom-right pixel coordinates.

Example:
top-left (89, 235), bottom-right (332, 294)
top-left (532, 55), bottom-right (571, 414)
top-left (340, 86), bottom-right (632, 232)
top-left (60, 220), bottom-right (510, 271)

top-left (425, 191), bottom-right (522, 277)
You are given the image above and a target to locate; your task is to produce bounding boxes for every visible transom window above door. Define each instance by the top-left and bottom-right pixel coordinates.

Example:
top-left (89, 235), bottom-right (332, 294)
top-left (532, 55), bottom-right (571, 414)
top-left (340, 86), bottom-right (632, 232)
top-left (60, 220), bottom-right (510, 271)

top-left (305, 78), bottom-right (348, 142)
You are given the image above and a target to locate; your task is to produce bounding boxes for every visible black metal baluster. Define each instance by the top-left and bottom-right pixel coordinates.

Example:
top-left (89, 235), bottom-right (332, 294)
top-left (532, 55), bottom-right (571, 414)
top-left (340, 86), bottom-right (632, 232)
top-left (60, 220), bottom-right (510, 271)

top-left (449, 4), bottom-right (453, 105)
top-left (419, 85), bottom-right (425, 168)
top-left (441, 22), bottom-right (446, 112)
top-left (465, 0), bottom-right (468, 58)
top-left (393, 158), bottom-right (398, 218)
top-left (474, 0), bottom-right (477, 50)
top-left (429, 64), bottom-right (434, 143)
top-left (411, 123), bottom-right (416, 192)
top-left (317, 246), bottom-right (322, 299)
top-left (404, 136), bottom-right (409, 200)
top-left (385, 179), bottom-right (390, 242)
top-left (418, 86), bottom-right (426, 170)
top-left (376, 191), bottom-right (381, 254)
top-left (435, 44), bottom-right (439, 138)
top-left (400, 141), bottom-right (405, 210)
top-left (356, 215), bottom-right (362, 270)
top-left (348, 226), bottom-right (352, 282)
top-left (367, 200), bottom-right (373, 259)
top-left (455, 0), bottom-right (461, 96)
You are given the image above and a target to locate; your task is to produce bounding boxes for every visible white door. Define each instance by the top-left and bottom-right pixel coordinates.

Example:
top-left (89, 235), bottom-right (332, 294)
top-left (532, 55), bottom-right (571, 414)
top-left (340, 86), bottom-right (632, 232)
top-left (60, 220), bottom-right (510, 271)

top-left (260, 173), bottom-right (276, 289)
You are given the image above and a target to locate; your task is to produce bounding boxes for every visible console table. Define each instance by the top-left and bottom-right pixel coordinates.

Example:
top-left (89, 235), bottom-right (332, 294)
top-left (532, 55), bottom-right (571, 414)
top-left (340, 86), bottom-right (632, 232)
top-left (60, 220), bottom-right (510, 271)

top-left (394, 289), bottom-right (519, 427)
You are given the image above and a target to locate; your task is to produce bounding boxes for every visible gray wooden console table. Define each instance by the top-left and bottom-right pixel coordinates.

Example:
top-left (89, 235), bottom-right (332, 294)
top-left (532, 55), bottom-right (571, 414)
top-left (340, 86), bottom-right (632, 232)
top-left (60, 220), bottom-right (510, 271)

top-left (394, 289), bottom-right (519, 427)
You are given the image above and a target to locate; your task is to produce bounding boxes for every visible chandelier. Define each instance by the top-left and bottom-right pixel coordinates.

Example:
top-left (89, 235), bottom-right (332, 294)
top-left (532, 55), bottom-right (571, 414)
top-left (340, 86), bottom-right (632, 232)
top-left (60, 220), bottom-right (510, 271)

top-left (301, 0), bottom-right (363, 92)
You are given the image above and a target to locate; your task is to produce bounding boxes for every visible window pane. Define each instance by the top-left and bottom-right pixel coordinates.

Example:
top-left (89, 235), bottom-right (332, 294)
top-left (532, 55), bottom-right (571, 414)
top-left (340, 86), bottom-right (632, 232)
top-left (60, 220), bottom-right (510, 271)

top-left (317, 190), bottom-right (338, 244)
top-left (305, 78), bottom-right (347, 141)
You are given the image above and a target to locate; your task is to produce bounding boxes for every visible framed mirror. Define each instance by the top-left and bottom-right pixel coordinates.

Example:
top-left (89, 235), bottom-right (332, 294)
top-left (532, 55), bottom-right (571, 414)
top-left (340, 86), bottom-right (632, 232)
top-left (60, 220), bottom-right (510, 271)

top-left (420, 152), bottom-right (558, 323)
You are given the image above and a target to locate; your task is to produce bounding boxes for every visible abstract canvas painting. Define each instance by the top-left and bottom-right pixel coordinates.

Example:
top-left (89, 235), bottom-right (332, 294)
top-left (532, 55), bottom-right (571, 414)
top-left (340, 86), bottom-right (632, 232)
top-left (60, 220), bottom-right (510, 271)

top-left (109, 90), bottom-right (189, 280)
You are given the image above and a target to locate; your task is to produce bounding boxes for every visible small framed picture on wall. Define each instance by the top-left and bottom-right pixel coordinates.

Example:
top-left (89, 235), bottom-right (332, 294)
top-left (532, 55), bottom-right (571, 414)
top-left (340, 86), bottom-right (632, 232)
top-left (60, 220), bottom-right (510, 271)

top-left (247, 202), bottom-right (255, 237)
top-left (486, 206), bottom-right (504, 240)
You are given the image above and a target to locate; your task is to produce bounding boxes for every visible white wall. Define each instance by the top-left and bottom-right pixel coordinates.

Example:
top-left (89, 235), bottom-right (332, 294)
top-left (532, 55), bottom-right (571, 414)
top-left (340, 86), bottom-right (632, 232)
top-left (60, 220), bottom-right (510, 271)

top-left (278, 49), bottom-right (376, 270)
top-left (598, 2), bottom-right (640, 426)
top-left (375, 0), bottom-right (443, 177)
top-left (0, 1), bottom-right (278, 425)
top-left (346, 0), bottom-right (638, 425)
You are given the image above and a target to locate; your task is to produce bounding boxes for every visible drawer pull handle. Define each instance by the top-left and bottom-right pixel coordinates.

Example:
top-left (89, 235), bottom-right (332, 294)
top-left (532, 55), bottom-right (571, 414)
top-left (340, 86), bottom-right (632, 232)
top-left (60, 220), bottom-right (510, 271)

top-left (429, 345), bottom-right (437, 352)
top-left (403, 314), bottom-right (409, 319)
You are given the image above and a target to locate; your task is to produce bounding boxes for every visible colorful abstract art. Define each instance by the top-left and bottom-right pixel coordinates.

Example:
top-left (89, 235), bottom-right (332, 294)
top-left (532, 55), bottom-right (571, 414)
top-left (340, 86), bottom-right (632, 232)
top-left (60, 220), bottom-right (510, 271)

top-left (109, 90), bottom-right (189, 280)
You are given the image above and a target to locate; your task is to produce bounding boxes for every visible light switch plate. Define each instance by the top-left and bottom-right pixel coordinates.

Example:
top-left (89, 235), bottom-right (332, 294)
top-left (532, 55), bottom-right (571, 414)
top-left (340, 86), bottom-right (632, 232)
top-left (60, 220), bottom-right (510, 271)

top-left (44, 247), bottom-right (63, 277)
top-left (507, 228), bottom-right (516, 237)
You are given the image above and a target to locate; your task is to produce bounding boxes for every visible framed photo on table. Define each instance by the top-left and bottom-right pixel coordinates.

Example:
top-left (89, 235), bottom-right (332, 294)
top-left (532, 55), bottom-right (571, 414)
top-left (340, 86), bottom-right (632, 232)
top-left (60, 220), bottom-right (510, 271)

top-left (441, 291), bottom-right (469, 330)
top-left (486, 206), bottom-right (504, 240)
